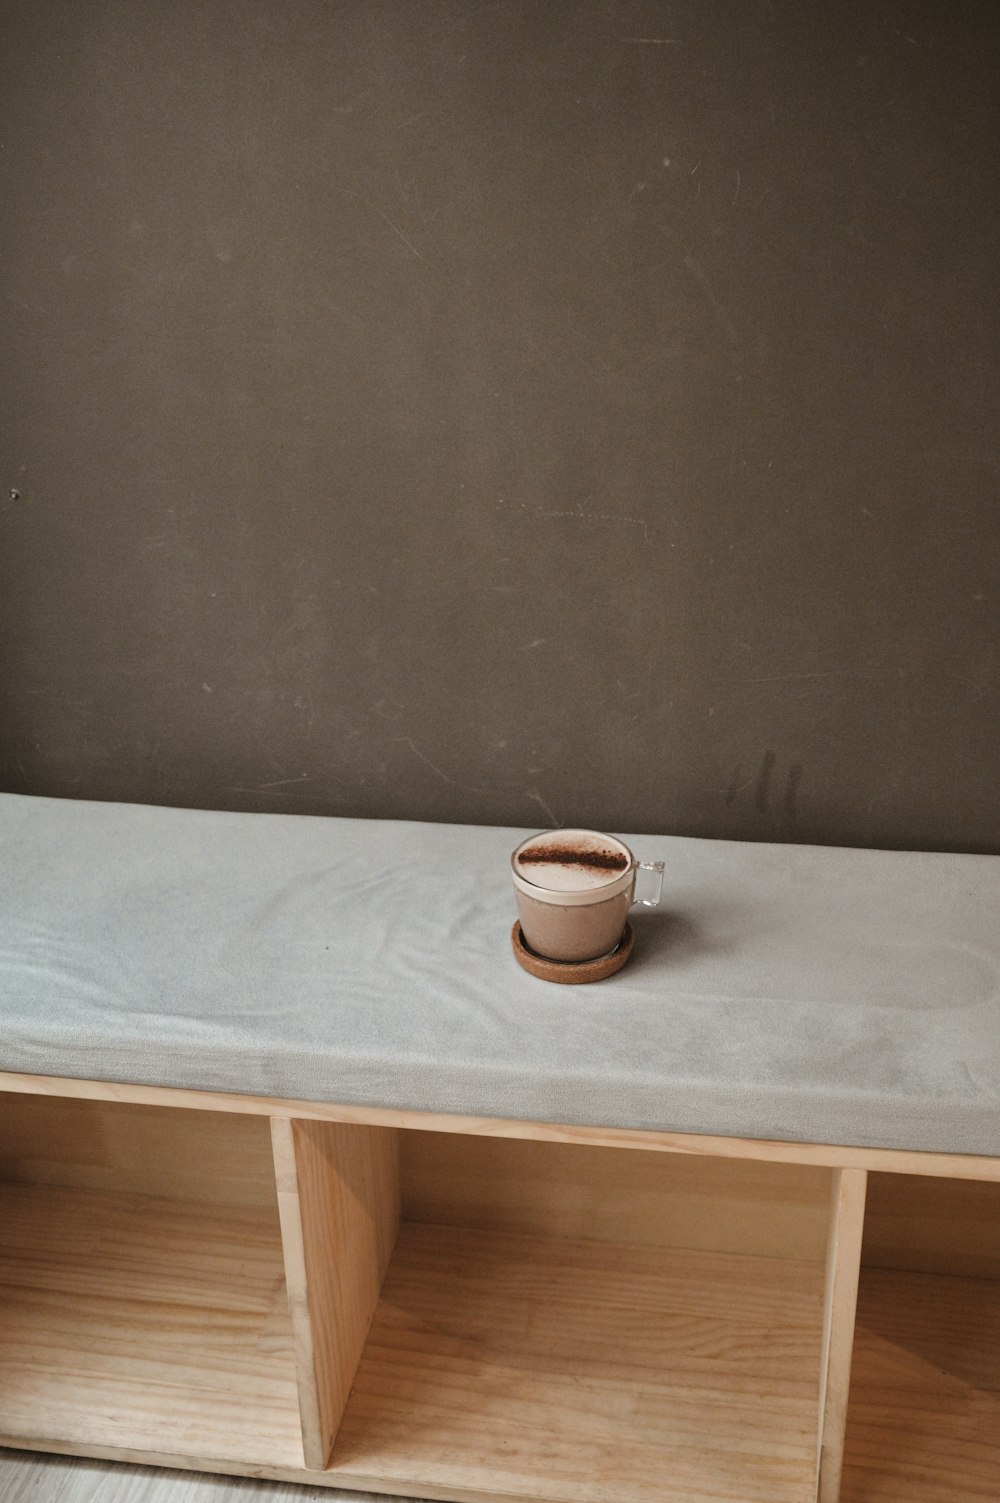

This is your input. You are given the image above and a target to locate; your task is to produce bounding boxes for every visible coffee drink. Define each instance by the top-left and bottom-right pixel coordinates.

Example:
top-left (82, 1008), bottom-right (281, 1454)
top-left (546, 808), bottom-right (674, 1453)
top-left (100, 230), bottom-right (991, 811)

top-left (511, 830), bottom-right (636, 963)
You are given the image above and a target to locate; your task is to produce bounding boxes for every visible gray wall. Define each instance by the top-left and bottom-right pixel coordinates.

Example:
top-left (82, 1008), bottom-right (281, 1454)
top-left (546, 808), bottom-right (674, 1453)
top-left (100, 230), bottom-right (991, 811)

top-left (2, 1), bottom-right (998, 851)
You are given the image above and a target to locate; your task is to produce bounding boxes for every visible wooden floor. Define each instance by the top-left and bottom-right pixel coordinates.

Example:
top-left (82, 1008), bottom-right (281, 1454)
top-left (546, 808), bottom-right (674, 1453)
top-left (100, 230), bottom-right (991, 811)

top-left (0, 1449), bottom-right (409, 1501)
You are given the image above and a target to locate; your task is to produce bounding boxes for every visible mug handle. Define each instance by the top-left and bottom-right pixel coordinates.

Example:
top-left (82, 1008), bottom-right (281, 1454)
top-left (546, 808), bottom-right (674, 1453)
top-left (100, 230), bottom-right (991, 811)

top-left (633, 860), bottom-right (664, 908)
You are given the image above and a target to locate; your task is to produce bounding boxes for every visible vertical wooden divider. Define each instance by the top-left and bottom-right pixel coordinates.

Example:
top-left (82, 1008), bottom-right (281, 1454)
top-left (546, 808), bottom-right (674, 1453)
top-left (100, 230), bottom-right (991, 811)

top-left (815, 1167), bottom-right (868, 1503)
top-left (270, 1116), bottom-right (400, 1470)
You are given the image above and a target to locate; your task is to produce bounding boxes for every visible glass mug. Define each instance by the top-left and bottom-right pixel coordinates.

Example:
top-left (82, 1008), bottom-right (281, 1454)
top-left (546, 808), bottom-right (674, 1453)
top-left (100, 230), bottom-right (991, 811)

top-left (511, 828), bottom-right (664, 963)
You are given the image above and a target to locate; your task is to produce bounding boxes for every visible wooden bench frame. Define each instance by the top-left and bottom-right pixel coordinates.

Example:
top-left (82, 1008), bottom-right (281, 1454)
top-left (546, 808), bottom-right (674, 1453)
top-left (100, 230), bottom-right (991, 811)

top-left (2, 1068), bottom-right (998, 1503)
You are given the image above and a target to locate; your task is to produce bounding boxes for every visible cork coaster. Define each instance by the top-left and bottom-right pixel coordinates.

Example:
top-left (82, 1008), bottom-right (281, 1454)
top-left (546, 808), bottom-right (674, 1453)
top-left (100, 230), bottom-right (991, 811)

top-left (510, 921), bottom-right (634, 984)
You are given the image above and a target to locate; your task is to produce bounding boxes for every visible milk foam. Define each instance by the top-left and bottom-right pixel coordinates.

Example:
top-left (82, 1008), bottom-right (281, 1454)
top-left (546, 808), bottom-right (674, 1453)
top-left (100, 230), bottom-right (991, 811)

top-left (515, 831), bottom-right (631, 892)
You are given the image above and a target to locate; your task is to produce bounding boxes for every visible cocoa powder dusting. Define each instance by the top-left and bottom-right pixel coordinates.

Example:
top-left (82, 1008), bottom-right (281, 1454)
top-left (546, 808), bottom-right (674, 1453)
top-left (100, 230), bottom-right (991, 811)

top-left (518, 844), bottom-right (628, 873)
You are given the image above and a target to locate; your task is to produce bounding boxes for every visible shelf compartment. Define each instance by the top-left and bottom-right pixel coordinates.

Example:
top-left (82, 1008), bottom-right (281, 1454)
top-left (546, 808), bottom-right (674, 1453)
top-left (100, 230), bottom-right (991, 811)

top-left (323, 1219), bottom-right (826, 1503)
top-left (841, 1265), bottom-right (1000, 1502)
top-left (0, 1127), bottom-right (304, 1470)
top-left (0, 1094), bottom-right (303, 1466)
top-left (0, 1183), bottom-right (302, 1467)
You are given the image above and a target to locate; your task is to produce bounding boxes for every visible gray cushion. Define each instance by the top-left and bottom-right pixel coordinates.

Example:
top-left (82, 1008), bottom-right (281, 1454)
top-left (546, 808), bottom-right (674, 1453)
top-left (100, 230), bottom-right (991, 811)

top-left (2, 793), bottom-right (998, 1155)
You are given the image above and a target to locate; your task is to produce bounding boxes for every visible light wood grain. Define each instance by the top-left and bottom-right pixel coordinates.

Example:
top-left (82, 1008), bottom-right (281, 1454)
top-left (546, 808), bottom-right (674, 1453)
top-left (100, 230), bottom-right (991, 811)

top-left (816, 1169), bottom-right (867, 1503)
top-left (864, 1171), bottom-right (1000, 1278)
top-left (0, 1093), bottom-right (277, 1208)
top-left (402, 1129), bottom-right (831, 1260)
top-left (4, 1070), bottom-right (1000, 1182)
top-left (0, 1184), bottom-right (302, 1468)
top-left (271, 1120), bottom-right (400, 1471)
top-left (324, 1221), bottom-right (827, 1503)
top-left (4, 1078), bottom-right (1000, 1502)
top-left (841, 1265), bottom-right (1000, 1501)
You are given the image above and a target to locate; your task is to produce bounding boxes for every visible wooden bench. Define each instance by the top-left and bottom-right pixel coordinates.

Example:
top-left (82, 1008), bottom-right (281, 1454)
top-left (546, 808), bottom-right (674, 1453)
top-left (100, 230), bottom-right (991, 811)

top-left (2, 793), bottom-right (999, 1503)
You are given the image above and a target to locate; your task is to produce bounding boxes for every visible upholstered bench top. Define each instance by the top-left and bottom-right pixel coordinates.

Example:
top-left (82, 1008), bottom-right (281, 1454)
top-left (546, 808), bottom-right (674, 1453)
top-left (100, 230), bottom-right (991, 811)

top-left (1, 793), bottom-right (998, 1156)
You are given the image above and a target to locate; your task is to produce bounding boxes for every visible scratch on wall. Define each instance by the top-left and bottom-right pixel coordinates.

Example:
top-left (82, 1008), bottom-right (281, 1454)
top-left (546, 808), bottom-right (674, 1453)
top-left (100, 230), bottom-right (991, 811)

top-left (497, 496), bottom-right (651, 543)
top-left (395, 736), bottom-right (559, 824)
